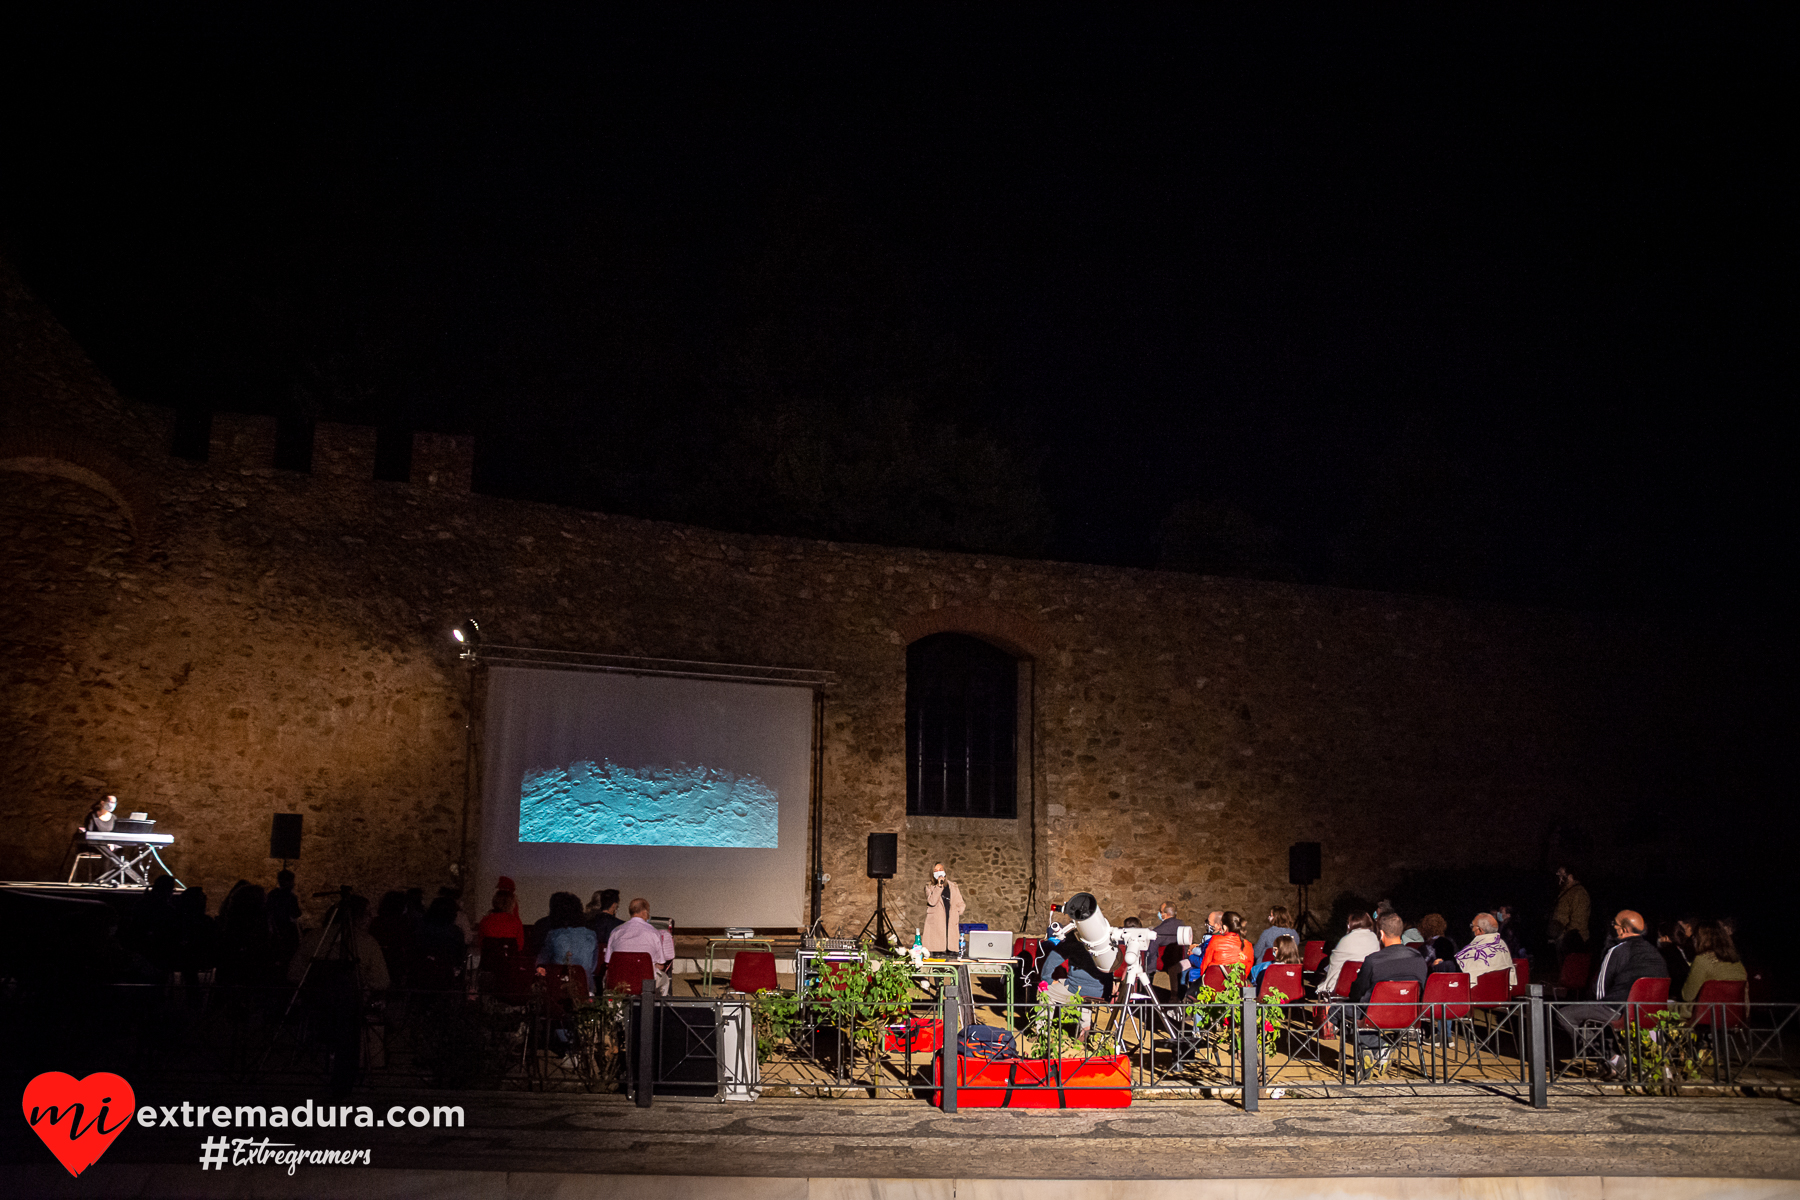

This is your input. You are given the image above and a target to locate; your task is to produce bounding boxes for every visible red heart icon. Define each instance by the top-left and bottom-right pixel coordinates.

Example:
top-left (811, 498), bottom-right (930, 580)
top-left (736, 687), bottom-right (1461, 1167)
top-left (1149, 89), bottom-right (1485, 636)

top-left (22, 1072), bottom-right (136, 1177)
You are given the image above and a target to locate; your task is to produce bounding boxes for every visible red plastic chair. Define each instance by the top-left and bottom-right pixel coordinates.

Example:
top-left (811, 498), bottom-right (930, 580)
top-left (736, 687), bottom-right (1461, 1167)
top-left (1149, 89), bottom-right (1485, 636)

top-left (496, 954), bottom-right (536, 1002)
top-left (1508, 958), bottom-right (1531, 1000)
top-left (1202, 964), bottom-right (1228, 993)
top-left (1361, 980), bottom-right (1422, 1029)
top-left (1690, 979), bottom-right (1747, 1031)
top-left (1609, 976), bottom-right (1671, 1032)
top-left (1258, 964), bottom-right (1305, 1005)
top-left (605, 951), bottom-right (656, 996)
top-left (542, 963), bottom-right (591, 1011)
top-left (1261, 947), bottom-right (1276, 963)
top-left (479, 936), bottom-right (516, 974)
top-left (1470, 969), bottom-right (1510, 1009)
top-left (1422, 972), bottom-right (1471, 1023)
top-left (728, 950), bottom-right (779, 994)
top-left (1353, 980), bottom-right (1423, 1076)
top-left (1311, 960), bottom-right (1362, 1030)
top-left (1558, 952), bottom-right (1592, 995)
top-left (1303, 940), bottom-right (1327, 973)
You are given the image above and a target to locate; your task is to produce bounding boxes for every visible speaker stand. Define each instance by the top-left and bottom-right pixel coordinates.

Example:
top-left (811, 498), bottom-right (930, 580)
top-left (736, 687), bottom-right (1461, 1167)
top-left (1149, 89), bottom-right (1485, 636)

top-left (857, 877), bottom-right (901, 947)
top-left (1295, 883), bottom-right (1315, 940)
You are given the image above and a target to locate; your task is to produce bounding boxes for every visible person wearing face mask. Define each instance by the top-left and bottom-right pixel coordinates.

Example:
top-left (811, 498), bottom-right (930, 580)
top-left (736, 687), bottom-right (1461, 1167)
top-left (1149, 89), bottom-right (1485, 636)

top-left (921, 861), bottom-right (965, 955)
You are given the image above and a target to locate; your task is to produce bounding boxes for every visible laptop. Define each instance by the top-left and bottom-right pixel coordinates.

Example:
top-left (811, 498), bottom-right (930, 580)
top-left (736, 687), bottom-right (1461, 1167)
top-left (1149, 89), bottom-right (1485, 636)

top-left (965, 930), bottom-right (1014, 960)
top-left (115, 816), bottom-right (157, 835)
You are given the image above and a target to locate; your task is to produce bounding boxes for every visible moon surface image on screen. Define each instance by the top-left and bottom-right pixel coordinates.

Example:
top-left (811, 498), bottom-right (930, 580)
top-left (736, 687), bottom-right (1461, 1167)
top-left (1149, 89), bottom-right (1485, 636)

top-left (518, 759), bottom-right (779, 848)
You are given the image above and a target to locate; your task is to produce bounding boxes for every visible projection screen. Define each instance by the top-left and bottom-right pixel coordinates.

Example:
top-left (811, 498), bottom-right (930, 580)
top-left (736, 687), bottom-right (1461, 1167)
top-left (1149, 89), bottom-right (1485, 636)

top-left (479, 666), bottom-right (814, 928)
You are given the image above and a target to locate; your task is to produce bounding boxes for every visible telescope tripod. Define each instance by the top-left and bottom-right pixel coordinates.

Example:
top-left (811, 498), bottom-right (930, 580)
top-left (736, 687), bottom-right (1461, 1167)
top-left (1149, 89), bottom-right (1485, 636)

top-left (1112, 954), bottom-right (1185, 1059)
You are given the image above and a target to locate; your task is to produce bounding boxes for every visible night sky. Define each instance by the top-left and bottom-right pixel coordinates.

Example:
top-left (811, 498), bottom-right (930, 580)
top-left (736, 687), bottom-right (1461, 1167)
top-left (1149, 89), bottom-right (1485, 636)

top-left (3, 8), bottom-right (1790, 622)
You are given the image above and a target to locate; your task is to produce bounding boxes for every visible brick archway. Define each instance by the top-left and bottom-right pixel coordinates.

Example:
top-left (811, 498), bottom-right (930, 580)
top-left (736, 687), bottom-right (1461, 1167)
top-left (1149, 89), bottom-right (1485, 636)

top-left (894, 604), bottom-right (1047, 659)
top-left (0, 429), bottom-right (156, 545)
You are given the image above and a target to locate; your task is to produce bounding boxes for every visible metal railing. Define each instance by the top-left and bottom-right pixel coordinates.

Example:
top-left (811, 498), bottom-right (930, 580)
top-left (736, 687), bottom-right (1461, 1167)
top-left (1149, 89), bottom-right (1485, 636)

top-left (4, 970), bottom-right (1793, 1107)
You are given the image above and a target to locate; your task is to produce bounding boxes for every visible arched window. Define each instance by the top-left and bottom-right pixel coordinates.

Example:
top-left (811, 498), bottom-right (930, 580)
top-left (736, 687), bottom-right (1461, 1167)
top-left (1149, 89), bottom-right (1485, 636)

top-left (906, 633), bottom-right (1017, 819)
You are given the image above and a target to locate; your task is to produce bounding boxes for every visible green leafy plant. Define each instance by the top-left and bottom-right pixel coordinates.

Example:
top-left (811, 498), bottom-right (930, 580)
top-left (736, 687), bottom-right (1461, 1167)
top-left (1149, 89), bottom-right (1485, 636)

top-left (747, 988), bottom-right (804, 1064)
top-left (1183, 962), bottom-right (1248, 1043)
top-left (1026, 985), bottom-right (1086, 1059)
top-left (1625, 1008), bottom-right (1702, 1095)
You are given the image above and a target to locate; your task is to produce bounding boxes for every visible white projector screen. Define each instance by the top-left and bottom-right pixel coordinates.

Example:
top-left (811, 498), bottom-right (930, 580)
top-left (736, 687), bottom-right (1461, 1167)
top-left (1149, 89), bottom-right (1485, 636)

top-left (479, 666), bottom-right (814, 928)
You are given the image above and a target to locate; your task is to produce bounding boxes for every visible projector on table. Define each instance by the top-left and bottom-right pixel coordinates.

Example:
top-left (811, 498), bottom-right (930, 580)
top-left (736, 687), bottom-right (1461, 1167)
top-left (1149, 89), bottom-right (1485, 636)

top-left (725, 928), bottom-right (755, 940)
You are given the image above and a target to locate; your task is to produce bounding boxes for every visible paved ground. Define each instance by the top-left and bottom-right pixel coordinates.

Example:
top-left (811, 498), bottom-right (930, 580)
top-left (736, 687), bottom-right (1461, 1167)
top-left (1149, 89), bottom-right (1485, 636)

top-left (10, 1087), bottom-right (1800, 1190)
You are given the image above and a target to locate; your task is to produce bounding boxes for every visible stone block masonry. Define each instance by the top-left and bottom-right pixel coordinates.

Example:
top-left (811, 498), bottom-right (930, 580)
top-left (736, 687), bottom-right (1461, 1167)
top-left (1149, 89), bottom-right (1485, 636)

top-left (0, 258), bottom-right (1685, 933)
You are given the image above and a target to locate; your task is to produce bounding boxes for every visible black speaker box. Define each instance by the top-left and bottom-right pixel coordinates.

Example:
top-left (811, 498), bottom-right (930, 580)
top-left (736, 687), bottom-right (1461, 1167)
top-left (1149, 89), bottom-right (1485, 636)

top-left (867, 832), bottom-right (898, 879)
top-left (1288, 841), bottom-right (1321, 886)
top-left (270, 813), bottom-right (303, 860)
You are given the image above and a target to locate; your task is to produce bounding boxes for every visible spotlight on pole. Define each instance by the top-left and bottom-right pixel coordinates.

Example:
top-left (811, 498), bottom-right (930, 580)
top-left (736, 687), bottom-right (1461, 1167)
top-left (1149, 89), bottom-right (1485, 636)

top-left (452, 617), bottom-right (482, 660)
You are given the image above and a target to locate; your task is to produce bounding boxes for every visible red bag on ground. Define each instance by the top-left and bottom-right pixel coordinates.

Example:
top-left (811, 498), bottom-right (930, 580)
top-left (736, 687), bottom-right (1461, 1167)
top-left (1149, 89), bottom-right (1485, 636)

top-left (932, 1052), bottom-right (1132, 1108)
top-left (885, 1017), bottom-right (944, 1053)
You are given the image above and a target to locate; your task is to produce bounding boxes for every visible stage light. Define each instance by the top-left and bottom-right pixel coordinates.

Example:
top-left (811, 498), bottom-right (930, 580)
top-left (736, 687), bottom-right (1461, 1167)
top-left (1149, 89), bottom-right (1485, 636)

top-left (452, 617), bottom-right (482, 660)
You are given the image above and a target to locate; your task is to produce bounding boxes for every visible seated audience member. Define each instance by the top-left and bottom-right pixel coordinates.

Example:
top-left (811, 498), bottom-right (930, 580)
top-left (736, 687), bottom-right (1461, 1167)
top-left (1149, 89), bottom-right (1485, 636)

top-left (1318, 911), bottom-right (1380, 996)
top-left (479, 887), bottom-right (525, 951)
top-left (1657, 920), bottom-right (1692, 995)
top-left (411, 896), bottom-right (467, 988)
top-left (215, 884), bottom-right (270, 989)
top-left (1252, 934), bottom-right (1302, 986)
top-left (587, 888), bottom-right (625, 946)
top-left (437, 886), bottom-right (475, 947)
top-left (172, 886), bottom-right (217, 990)
top-left (1678, 920), bottom-right (1746, 1007)
top-left (368, 891), bottom-right (412, 983)
top-left (267, 869), bottom-right (301, 965)
top-left (1194, 910), bottom-right (1255, 984)
top-left (1255, 906), bottom-right (1299, 962)
top-left (1041, 913), bottom-right (1109, 1000)
top-left (1493, 903), bottom-right (1524, 960)
top-left (1401, 927), bottom-right (1426, 953)
top-left (1336, 912), bottom-right (1430, 1050)
top-left (538, 891), bottom-right (600, 994)
top-left (605, 897), bottom-right (675, 995)
top-left (1551, 910), bottom-right (1670, 1072)
top-left (1152, 900), bottom-right (1184, 961)
top-left (1417, 913), bottom-right (1457, 970)
top-left (1455, 912), bottom-right (1516, 986)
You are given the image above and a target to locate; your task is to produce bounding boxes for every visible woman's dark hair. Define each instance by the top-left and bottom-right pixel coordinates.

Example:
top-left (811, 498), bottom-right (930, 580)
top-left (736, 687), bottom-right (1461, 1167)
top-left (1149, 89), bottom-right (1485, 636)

top-left (1273, 934), bottom-right (1301, 964)
top-left (1346, 911), bottom-right (1375, 932)
top-left (1268, 905), bottom-right (1292, 927)
top-left (1220, 911), bottom-right (1244, 935)
top-left (1122, 916), bottom-right (1142, 929)
top-left (548, 891), bottom-right (585, 929)
top-left (425, 896), bottom-right (459, 926)
top-left (1693, 920), bottom-right (1740, 964)
top-left (1419, 913), bottom-right (1447, 940)
top-left (378, 890), bottom-right (407, 919)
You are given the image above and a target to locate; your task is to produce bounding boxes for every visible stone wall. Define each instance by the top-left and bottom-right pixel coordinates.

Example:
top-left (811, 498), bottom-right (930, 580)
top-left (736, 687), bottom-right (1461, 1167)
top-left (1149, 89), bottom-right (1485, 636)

top-left (1, 263), bottom-right (1680, 934)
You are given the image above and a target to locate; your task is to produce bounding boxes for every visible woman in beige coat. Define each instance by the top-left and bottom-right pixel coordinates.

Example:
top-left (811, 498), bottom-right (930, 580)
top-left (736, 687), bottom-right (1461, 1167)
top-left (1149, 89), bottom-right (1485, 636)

top-left (922, 861), bottom-right (965, 954)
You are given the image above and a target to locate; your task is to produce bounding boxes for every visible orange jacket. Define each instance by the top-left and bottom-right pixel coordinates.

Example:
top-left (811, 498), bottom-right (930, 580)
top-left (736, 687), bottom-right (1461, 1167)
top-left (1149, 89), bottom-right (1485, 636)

top-left (1196, 932), bottom-right (1254, 983)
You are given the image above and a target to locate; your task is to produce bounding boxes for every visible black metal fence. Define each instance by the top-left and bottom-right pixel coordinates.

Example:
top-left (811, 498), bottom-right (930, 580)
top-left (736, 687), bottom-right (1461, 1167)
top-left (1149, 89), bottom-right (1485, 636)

top-left (3, 970), bottom-right (1793, 1108)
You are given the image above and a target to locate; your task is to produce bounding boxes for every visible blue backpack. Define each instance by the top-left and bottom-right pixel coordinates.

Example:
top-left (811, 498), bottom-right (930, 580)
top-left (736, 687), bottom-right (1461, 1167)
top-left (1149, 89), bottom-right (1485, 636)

top-left (957, 1023), bottom-right (1020, 1060)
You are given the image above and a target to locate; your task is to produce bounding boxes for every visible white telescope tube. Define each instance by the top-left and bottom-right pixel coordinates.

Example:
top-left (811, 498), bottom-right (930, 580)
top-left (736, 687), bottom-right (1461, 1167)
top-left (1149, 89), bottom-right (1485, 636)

top-left (1059, 892), bottom-right (1118, 972)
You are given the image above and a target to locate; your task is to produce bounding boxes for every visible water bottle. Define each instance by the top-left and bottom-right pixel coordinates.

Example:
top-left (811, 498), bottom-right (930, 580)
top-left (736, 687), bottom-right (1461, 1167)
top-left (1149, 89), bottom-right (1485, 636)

top-left (914, 927), bottom-right (922, 948)
top-left (959, 931), bottom-right (968, 958)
